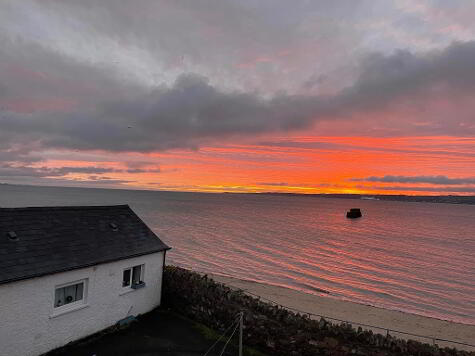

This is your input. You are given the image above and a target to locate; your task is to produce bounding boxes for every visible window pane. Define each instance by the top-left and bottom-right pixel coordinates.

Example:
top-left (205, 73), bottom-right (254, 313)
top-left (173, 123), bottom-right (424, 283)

top-left (54, 282), bottom-right (84, 308)
top-left (132, 265), bottom-right (142, 285)
top-left (64, 285), bottom-right (77, 304)
top-left (55, 287), bottom-right (65, 307)
top-left (123, 269), bottom-right (131, 287)
top-left (76, 283), bottom-right (84, 301)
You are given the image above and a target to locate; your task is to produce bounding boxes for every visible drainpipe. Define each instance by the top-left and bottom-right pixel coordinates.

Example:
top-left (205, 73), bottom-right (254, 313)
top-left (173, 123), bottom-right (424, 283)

top-left (160, 249), bottom-right (167, 306)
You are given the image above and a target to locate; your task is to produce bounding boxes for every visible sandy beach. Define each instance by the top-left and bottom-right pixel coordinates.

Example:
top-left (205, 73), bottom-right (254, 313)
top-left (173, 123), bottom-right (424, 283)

top-left (208, 274), bottom-right (475, 352)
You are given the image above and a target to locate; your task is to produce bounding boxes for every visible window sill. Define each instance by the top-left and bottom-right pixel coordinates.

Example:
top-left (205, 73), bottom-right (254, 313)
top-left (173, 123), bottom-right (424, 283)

top-left (50, 303), bottom-right (89, 319)
top-left (131, 281), bottom-right (146, 289)
top-left (119, 285), bottom-right (146, 296)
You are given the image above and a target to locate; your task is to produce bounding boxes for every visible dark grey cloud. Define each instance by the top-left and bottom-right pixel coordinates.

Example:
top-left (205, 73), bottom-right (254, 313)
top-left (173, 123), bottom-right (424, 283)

top-left (6, 0), bottom-right (474, 94)
top-left (0, 164), bottom-right (160, 178)
top-left (126, 168), bottom-right (161, 174)
top-left (0, 147), bottom-right (43, 165)
top-left (356, 185), bottom-right (475, 193)
top-left (0, 165), bottom-right (50, 178)
top-left (344, 41), bottom-right (475, 104)
top-left (86, 175), bottom-right (134, 184)
top-left (0, 176), bottom-right (134, 188)
top-left (13, 165), bottom-right (120, 177)
top-left (1, 5), bottom-right (475, 160)
top-left (256, 140), bottom-right (344, 150)
top-left (18, 0), bottom-right (363, 90)
top-left (0, 52), bottom-right (330, 153)
top-left (125, 161), bottom-right (156, 169)
top-left (352, 175), bottom-right (475, 185)
top-left (53, 167), bottom-right (121, 175)
top-left (302, 74), bottom-right (328, 90)
top-left (126, 169), bottom-right (147, 174)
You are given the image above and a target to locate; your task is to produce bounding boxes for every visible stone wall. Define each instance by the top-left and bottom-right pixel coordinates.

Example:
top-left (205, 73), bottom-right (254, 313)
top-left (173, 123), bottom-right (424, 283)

top-left (162, 266), bottom-right (474, 356)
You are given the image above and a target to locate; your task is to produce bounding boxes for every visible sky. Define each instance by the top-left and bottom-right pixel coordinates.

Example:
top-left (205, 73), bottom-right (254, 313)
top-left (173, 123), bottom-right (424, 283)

top-left (1, 0), bottom-right (475, 195)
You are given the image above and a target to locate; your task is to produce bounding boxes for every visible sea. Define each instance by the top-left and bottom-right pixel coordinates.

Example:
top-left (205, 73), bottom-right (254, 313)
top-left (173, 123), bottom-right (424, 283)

top-left (1, 184), bottom-right (474, 325)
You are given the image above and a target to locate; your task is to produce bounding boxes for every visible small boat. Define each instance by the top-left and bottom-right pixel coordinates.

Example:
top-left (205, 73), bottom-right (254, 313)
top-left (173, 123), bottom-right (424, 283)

top-left (346, 208), bottom-right (362, 219)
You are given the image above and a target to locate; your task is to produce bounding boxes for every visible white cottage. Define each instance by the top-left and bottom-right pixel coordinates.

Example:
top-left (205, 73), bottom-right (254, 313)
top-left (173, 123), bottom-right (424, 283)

top-left (0, 205), bottom-right (170, 356)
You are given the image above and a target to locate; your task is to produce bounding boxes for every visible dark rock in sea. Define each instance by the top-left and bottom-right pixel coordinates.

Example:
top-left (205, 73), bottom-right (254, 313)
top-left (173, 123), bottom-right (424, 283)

top-left (347, 208), bottom-right (363, 218)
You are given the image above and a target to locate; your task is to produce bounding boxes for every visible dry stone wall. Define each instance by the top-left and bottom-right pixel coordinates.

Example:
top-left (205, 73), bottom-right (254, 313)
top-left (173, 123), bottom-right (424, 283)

top-left (162, 266), bottom-right (474, 356)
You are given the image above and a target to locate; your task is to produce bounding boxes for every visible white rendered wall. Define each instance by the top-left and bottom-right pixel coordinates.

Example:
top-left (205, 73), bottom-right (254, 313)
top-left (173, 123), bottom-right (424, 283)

top-left (0, 251), bottom-right (165, 356)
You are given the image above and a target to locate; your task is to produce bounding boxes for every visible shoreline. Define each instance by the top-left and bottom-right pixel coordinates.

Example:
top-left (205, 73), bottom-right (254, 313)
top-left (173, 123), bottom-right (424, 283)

top-left (207, 273), bottom-right (475, 351)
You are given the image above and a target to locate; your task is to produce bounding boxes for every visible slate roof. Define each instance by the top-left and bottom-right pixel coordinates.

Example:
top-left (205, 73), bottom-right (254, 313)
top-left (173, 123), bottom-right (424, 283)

top-left (0, 205), bottom-right (170, 285)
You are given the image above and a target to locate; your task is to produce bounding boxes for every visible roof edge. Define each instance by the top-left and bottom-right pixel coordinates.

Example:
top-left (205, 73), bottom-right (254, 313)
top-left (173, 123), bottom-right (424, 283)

top-left (0, 204), bottom-right (131, 212)
top-left (0, 246), bottom-right (171, 286)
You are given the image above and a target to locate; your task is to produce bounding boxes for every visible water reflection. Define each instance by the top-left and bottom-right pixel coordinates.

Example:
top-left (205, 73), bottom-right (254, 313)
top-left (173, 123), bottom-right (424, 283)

top-left (1, 185), bottom-right (474, 324)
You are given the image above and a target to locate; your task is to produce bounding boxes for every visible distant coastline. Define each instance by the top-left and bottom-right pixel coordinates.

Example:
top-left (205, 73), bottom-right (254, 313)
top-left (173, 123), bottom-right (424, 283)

top-left (254, 192), bottom-right (475, 205)
top-left (1, 182), bottom-right (475, 205)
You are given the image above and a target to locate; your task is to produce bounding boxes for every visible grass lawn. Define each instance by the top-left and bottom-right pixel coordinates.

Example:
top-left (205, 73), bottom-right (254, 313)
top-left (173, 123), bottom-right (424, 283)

top-left (45, 308), bottom-right (266, 356)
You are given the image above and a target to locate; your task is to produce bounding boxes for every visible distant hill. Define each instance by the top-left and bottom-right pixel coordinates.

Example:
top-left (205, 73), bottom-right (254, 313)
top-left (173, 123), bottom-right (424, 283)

top-left (257, 192), bottom-right (475, 205)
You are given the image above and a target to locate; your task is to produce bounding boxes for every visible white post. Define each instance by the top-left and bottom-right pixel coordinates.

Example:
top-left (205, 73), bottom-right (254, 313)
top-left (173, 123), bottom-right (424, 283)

top-left (239, 311), bottom-right (243, 356)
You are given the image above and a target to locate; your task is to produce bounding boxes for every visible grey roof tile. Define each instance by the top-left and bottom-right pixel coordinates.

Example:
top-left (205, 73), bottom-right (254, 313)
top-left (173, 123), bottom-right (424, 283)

top-left (0, 205), bottom-right (170, 285)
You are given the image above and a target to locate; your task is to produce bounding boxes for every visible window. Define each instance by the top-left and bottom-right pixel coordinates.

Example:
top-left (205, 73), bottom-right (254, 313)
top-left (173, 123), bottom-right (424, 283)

top-left (54, 280), bottom-right (87, 309)
top-left (122, 264), bottom-right (145, 289)
top-left (123, 268), bottom-right (131, 287)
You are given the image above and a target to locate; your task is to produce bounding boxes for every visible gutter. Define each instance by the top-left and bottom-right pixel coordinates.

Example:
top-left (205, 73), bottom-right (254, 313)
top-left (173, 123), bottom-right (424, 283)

top-left (0, 246), bottom-right (171, 286)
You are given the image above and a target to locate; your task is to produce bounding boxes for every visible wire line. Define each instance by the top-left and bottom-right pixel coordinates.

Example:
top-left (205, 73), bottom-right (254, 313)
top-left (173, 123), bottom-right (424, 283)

top-left (218, 321), bottom-right (240, 356)
top-left (203, 314), bottom-right (240, 356)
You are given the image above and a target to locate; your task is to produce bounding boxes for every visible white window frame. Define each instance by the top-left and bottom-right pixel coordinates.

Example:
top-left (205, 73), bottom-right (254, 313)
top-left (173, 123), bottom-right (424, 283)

top-left (122, 264), bottom-right (145, 289)
top-left (51, 279), bottom-right (88, 317)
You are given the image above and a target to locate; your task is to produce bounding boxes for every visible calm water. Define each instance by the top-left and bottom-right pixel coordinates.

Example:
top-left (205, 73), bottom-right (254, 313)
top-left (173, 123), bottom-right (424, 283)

top-left (1, 184), bottom-right (474, 324)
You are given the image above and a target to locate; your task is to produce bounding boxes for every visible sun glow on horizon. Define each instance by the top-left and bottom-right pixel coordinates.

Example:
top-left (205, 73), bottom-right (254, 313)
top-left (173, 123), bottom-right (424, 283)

top-left (13, 135), bottom-right (473, 196)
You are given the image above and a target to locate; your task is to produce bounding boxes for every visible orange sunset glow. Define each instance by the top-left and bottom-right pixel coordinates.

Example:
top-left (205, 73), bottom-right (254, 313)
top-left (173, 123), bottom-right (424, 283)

top-left (32, 135), bottom-right (475, 195)
top-left (1, 1), bottom-right (475, 196)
